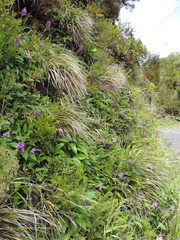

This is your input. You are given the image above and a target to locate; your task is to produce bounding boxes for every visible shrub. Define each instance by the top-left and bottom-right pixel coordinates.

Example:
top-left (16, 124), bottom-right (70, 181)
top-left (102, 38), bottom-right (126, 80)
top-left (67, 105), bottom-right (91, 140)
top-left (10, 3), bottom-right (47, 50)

top-left (94, 18), bottom-right (120, 51)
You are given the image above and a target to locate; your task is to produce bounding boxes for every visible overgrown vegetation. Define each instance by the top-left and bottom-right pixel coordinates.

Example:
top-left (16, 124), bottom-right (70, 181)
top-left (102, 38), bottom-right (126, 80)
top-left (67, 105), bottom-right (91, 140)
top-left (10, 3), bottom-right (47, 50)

top-left (0, 0), bottom-right (179, 239)
top-left (144, 53), bottom-right (180, 115)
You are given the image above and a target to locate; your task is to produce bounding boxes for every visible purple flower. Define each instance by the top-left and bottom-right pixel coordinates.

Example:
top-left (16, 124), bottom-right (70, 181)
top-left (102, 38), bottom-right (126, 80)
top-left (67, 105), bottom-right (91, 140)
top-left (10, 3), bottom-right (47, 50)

top-left (148, 106), bottom-right (157, 113)
top-left (107, 48), bottom-right (112, 53)
top-left (40, 42), bottom-right (44, 48)
top-left (98, 138), bottom-right (103, 142)
top-left (145, 132), bottom-right (149, 137)
top-left (117, 98), bottom-right (121, 102)
top-left (118, 172), bottom-right (124, 178)
top-left (98, 185), bottom-right (103, 190)
top-left (151, 201), bottom-right (158, 208)
top-left (34, 109), bottom-right (40, 117)
top-left (170, 204), bottom-right (175, 210)
top-left (125, 89), bottom-right (129, 92)
top-left (86, 104), bottom-right (90, 109)
top-left (113, 86), bottom-right (118, 91)
top-left (156, 131), bottom-right (160, 136)
top-left (79, 45), bottom-right (84, 50)
top-left (142, 92), bottom-right (147, 97)
top-left (46, 21), bottom-right (52, 28)
top-left (104, 123), bottom-right (107, 126)
top-left (15, 38), bottom-right (20, 44)
top-left (134, 105), bottom-right (138, 109)
top-left (30, 148), bottom-right (37, 153)
top-left (138, 122), bottom-right (141, 127)
top-left (89, 119), bottom-right (93, 123)
top-left (112, 137), bottom-right (117, 143)
top-left (96, 120), bottom-right (100, 124)
top-left (119, 111), bottom-right (125, 116)
top-left (17, 141), bottom-right (25, 152)
top-left (156, 234), bottom-right (163, 240)
top-left (22, 7), bottom-right (27, 16)
top-left (3, 131), bottom-right (10, 137)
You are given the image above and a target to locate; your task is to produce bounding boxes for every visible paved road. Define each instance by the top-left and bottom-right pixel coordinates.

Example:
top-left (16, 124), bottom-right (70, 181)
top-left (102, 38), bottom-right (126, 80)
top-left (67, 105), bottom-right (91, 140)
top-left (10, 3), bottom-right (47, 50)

top-left (159, 129), bottom-right (180, 159)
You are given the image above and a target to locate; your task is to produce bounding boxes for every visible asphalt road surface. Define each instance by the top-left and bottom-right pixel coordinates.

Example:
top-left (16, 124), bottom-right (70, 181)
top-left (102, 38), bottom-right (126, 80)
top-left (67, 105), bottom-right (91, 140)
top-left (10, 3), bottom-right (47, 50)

top-left (159, 129), bottom-right (180, 159)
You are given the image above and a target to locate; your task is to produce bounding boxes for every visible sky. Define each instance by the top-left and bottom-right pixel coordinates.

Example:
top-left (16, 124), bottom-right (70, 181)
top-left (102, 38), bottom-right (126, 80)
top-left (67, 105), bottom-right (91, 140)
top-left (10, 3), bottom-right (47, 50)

top-left (119, 0), bottom-right (180, 58)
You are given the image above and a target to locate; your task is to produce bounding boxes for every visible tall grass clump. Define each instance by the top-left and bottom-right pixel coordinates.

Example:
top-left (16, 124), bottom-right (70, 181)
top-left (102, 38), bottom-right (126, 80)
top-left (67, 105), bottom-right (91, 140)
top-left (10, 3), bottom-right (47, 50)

top-left (45, 49), bottom-right (87, 102)
top-left (57, 7), bottom-right (95, 47)
top-left (88, 63), bottom-right (126, 91)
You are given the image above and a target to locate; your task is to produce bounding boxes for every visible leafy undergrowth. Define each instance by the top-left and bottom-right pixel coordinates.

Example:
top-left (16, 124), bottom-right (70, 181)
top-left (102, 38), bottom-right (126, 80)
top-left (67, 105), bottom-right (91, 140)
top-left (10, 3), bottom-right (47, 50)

top-left (0, 1), bottom-right (179, 240)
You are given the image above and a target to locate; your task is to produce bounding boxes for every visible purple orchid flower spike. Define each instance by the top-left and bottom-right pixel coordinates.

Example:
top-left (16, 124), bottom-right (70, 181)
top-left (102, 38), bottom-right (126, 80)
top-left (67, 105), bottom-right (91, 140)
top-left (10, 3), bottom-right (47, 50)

top-left (112, 137), bottom-right (117, 143)
top-left (113, 85), bottom-right (118, 91)
top-left (119, 111), bottom-right (125, 116)
top-left (34, 109), bottom-right (40, 117)
top-left (118, 172), bottom-right (124, 179)
top-left (15, 38), bottom-right (20, 44)
top-left (46, 21), bottom-right (52, 28)
top-left (170, 204), bottom-right (175, 210)
top-left (79, 45), bottom-right (84, 50)
top-left (145, 132), bottom-right (149, 137)
top-left (40, 42), bottom-right (44, 48)
top-left (156, 131), bottom-right (160, 136)
top-left (156, 234), bottom-right (163, 240)
top-left (151, 201), bottom-right (158, 208)
top-left (22, 7), bottom-right (27, 16)
top-left (3, 131), bottom-right (10, 137)
top-left (17, 141), bottom-right (25, 152)
top-left (30, 148), bottom-right (37, 153)
top-left (96, 120), bottom-right (100, 124)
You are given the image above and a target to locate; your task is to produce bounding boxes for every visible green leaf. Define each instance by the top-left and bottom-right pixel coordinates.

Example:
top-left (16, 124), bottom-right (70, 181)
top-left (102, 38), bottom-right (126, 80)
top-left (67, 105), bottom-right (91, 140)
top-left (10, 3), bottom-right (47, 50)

top-left (73, 157), bottom-right (82, 166)
top-left (75, 154), bottom-right (88, 160)
top-left (9, 142), bottom-right (18, 148)
top-left (158, 223), bottom-right (166, 230)
top-left (21, 150), bottom-right (29, 160)
top-left (77, 146), bottom-right (88, 156)
top-left (54, 143), bottom-right (65, 151)
top-left (57, 138), bottom-right (69, 143)
top-left (76, 218), bottom-right (87, 230)
top-left (69, 143), bottom-right (77, 154)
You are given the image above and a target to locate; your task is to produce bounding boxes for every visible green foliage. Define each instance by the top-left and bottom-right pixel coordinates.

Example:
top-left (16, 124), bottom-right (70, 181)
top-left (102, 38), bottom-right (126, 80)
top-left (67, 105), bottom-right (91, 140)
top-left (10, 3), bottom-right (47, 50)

top-left (73, 0), bottom-right (140, 20)
top-left (157, 53), bottom-right (180, 114)
top-left (144, 53), bottom-right (180, 115)
top-left (0, 14), bottom-right (24, 68)
top-left (0, 2), bottom-right (179, 240)
top-left (95, 18), bottom-right (121, 50)
top-left (0, 0), bottom-right (14, 14)
top-left (0, 146), bottom-right (18, 200)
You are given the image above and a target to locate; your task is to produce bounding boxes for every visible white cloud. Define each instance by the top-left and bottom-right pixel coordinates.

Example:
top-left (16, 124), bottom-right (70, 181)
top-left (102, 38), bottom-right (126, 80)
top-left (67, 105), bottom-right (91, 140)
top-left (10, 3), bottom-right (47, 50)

top-left (119, 0), bottom-right (180, 57)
